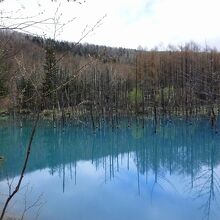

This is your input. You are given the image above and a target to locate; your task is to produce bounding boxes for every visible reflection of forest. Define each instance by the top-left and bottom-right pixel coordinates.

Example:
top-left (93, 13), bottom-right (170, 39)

top-left (0, 118), bottom-right (219, 181)
top-left (1, 118), bottom-right (220, 220)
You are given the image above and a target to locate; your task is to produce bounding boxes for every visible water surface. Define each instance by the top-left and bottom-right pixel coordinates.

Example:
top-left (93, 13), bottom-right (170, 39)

top-left (0, 118), bottom-right (220, 220)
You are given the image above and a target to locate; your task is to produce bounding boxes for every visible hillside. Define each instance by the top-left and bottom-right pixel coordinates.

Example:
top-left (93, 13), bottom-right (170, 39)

top-left (1, 31), bottom-right (220, 121)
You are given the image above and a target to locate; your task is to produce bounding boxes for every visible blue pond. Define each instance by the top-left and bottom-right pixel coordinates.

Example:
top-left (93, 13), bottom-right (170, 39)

top-left (0, 118), bottom-right (220, 220)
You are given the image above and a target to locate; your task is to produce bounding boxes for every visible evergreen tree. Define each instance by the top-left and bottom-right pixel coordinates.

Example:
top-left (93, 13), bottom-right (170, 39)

top-left (0, 53), bottom-right (8, 97)
top-left (42, 43), bottom-right (58, 109)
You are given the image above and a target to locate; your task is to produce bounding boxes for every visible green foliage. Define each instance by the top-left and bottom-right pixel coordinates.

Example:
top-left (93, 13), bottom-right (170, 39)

top-left (42, 44), bottom-right (58, 108)
top-left (43, 46), bottom-right (58, 94)
top-left (129, 88), bottom-right (143, 105)
top-left (0, 54), bottom-right (8, 97)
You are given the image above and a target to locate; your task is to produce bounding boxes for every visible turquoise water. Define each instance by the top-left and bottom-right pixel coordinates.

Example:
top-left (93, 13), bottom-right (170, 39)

top-left (0, 118), bottom-right (220, 220)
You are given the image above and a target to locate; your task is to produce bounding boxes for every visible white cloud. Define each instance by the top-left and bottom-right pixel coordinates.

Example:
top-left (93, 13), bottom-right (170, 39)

top-left (1, 0), bottom-right (220, 49)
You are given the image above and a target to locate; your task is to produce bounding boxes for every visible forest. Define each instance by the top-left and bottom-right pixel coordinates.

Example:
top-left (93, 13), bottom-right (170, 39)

top-left (0, 30), bottom-right (220, 125)
top-left (2, 0), bottom-right (220, 219)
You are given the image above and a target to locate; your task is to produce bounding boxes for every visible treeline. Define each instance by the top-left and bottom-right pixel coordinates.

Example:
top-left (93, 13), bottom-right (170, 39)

top-left (30, 35), bottom-right (135, 63)
top-left (0, 30), bottom-right (220, 121)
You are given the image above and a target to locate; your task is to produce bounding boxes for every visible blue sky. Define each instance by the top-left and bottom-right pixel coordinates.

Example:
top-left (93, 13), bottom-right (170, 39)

top-left (1, 0), bottom-right (220, 49)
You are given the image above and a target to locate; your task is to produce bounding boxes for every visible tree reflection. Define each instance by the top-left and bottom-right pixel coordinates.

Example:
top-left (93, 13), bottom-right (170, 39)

top-left (190, 134), bottom-right (220, 220)
top-left (1, 118), bottom-right (220, 219)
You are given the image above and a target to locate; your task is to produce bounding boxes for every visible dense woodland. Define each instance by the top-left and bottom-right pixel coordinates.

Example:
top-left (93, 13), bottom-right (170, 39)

top-left (0, 30), bottom-right (220, 123)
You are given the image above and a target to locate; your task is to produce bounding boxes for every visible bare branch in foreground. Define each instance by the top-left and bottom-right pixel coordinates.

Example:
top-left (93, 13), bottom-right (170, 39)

top-left (0, 113), bottom-right (40, 220)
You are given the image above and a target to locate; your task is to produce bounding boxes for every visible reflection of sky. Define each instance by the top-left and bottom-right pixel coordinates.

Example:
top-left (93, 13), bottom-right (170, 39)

top-left (0, 159), bottom-right (215, 220)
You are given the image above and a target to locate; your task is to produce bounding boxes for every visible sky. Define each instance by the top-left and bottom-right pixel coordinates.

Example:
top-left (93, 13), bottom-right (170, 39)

top-left (1, 0), bottom-right (220, 50)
